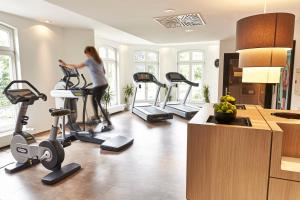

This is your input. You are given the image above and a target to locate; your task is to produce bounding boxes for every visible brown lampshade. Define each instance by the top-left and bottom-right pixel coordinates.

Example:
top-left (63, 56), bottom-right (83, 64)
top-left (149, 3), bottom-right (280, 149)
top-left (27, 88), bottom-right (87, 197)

top-left (236, 12), bottom-right (295, 69)
top-left (236, 13), bottom-right (295, 50)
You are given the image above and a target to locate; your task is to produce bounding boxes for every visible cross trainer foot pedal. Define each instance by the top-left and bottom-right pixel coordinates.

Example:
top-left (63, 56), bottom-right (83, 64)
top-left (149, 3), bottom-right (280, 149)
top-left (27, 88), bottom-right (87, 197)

top-left (100, 136), bottom-right (134, 152)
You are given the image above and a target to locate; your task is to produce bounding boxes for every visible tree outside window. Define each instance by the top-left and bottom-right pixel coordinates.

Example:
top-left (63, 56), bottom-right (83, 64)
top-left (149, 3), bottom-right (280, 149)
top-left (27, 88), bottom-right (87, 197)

top-left (134, 51), bottom-right (159, 101)
top-left (0, 24), bottom-right (18, 133)
top-left (177, 50), bottom-right (204, 103)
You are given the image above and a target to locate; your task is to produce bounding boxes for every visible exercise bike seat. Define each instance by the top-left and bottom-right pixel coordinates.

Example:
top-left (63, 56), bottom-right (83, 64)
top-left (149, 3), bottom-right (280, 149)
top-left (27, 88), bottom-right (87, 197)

top-left (49, 108), bottom-right (71, 117)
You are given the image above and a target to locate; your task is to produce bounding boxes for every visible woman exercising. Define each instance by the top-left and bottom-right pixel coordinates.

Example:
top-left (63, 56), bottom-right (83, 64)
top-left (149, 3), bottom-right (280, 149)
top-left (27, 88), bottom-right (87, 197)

top-left (59, 46), bottom-right (112, 131)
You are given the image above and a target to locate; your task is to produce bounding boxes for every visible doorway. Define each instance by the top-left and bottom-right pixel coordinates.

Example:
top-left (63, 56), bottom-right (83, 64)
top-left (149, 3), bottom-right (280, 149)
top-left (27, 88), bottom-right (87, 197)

top-left (222, 53), bottom-right (272, 108)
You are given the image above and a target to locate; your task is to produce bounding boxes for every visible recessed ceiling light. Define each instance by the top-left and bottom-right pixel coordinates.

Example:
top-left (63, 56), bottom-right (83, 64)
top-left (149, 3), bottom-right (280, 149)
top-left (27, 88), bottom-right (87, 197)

top-left (44, 20), bottom-right (53, 24)
top-left (185, 29), bottom-right (194, 32)
top-left (164, 9), bottom-right (175, 13)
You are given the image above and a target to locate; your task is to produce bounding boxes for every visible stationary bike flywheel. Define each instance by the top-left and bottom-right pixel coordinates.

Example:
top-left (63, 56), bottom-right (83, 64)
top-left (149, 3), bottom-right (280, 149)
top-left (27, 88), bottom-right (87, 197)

top-left (11, 135), bottom-right (30, 164)
top-left (39, 140), bottom-right (65, 170)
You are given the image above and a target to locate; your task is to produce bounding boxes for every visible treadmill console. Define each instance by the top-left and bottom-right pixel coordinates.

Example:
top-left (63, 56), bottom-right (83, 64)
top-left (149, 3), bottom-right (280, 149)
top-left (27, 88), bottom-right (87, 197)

top-left (166, 72), bottom-right (186, 82)
top-left (133, 72), bottom-right (155, 83)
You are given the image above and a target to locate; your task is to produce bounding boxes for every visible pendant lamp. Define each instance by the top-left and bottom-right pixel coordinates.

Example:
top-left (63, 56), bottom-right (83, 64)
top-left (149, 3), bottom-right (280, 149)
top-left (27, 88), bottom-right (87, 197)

top-left (236, 12), bottom-right (295, 68)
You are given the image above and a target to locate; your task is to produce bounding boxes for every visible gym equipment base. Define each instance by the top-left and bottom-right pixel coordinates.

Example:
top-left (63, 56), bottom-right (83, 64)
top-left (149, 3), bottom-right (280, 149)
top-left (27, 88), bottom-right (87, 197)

top-left (41, 163), bottom-right (81, 185)
top-left (5, 159), bottom-right (40, 174)
top-left (75, 131), bottom-right (134, 152)
top-left (101, 136), bottom-right (134, 152)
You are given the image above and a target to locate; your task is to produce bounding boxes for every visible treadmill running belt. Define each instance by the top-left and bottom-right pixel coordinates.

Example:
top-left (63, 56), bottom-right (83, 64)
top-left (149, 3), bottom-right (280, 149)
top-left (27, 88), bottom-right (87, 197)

top-left (168, 104), bottom-right (198, 112)
top-left (136, 106), bottom-right (167, 115)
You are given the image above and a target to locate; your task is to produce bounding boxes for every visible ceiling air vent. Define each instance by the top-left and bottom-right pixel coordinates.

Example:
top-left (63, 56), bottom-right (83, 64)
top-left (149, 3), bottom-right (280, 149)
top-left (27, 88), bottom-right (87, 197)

top-left (154, 13), bottom-right (205, 28)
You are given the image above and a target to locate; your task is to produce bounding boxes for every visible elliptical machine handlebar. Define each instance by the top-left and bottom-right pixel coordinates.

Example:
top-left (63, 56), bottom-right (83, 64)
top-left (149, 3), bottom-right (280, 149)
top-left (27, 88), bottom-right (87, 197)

top-left (81, 74), bottom-right (93, 89)
top-left (3, 80), bottom-right (47, 102)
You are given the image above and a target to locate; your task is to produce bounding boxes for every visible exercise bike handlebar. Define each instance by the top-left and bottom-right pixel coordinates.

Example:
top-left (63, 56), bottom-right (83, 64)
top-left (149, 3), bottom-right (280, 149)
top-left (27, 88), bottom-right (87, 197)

top-left (3, 80), bottom-right (47, 101)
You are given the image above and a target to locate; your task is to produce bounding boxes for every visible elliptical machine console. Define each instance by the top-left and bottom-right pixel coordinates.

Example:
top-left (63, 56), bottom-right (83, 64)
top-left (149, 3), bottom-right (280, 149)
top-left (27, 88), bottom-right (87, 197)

top-left (3, 80), bottom-right (81, 185)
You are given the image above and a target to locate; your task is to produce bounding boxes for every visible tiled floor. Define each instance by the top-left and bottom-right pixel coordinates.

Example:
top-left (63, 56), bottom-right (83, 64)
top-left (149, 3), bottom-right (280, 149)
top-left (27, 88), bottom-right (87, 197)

top-left (0, 111), bottom-right (187, 200)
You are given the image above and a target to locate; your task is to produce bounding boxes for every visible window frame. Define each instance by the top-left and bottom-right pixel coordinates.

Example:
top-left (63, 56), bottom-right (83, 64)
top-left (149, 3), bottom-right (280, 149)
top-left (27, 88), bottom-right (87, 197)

top-left (177, 50), bottom-right (205, 103)
top-left (134, 50), bottom-right (160, 102)
top-left (99, 46), bottom-right (119, 105)
top-left (0, 22), bottom-right (18, 135)
top-left (0, 23), bottom-right (15, 52)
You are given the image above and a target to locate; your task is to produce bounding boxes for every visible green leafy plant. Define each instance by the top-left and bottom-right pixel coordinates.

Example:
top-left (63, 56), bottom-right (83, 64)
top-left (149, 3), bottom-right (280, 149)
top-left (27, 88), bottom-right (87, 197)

top-left (164, 88), bottom-right (172, 101)
top-left (123, 84), bottom-right (134, 106)
top-left (203, 85), bottom-right (210, 103)
top-left (103, 86), bottom-right (113, 111)
top-left (0, 56), bottom-right (11, 107)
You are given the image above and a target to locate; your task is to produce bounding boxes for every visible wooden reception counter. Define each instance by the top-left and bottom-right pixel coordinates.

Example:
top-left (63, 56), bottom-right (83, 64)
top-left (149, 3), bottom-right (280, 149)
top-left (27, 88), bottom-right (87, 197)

top-left (186, 104), bottom-right (300, 200)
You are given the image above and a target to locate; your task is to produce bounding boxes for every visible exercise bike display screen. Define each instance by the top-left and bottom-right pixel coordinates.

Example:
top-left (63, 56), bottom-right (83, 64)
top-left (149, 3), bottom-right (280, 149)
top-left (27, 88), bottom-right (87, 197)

top-left (7, 89), bottom-right (36, 98)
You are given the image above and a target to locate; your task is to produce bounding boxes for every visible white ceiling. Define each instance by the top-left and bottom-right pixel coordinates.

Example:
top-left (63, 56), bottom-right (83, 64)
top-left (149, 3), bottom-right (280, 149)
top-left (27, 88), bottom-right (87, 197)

top-left (0, 0), bottom-right (153, 44)
top-left (1, 0), bottom-right (300, 44)
top-left (46, 0), bottom-right (300, 43)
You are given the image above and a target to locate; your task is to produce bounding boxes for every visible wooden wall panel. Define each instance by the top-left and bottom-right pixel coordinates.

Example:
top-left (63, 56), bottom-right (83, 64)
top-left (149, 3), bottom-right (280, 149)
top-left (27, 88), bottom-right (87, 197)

top-left (269, 178), bottom-right (300, 200)
top-left (186, 124), bottom-right (271, 200)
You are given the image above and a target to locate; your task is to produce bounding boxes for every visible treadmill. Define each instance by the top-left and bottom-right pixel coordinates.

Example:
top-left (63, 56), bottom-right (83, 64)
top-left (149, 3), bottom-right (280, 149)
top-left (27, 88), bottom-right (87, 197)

top-left (132, 72), bottom-right (173, 122)
top-left (51, 66), bottom-right (134, 152)
top-left (162, 72), bottom-right (200, 120)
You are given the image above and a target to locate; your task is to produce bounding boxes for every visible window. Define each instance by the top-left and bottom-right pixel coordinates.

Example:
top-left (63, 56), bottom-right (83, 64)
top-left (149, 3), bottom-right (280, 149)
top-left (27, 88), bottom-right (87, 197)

top-left (134, 51), bottom-right (159, 101)
top-left (0, 24), bottom-right (18, 134)
top-left (177, 50), bottom-right (204, 102)
top-left (99, 46), bottom-right (118, 106)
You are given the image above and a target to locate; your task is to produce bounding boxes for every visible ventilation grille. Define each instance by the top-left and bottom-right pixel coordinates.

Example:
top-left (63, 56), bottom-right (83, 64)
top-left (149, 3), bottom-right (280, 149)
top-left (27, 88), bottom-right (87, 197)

top-left (154, 13), bottom-right (205, 28)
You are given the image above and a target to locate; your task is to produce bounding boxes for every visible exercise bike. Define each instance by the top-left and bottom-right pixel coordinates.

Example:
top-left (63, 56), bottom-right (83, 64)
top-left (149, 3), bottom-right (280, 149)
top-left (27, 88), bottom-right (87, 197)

top-left (3, 80), bottom-right (81, 185)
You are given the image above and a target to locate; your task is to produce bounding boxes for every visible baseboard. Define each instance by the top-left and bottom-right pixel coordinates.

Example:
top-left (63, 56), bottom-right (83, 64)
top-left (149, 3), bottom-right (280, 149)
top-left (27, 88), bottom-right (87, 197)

top-left (108, 104), bottom-right (125, 114)
top-left (0, 133), bottom-right (12, 148)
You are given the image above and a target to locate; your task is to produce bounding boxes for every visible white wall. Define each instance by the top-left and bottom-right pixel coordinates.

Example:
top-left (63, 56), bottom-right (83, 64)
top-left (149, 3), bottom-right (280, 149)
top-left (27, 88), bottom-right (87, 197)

top-left (0, 12), bottom-right (94, 138)
top-left (95, 38), bottom-right (220, 104)
top-left (61, 28), bottom-right (95, 119)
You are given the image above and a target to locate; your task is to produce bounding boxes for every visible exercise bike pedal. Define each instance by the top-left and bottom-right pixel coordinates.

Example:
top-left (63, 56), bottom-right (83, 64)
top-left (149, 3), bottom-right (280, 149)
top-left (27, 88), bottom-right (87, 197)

top-left (5, 159), bottom-right (40, 174)
top-left (57, 137), bottom-right (72, 148)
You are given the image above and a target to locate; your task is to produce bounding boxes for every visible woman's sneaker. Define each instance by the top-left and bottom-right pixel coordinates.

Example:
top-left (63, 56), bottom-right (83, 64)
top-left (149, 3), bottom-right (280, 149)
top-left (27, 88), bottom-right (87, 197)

top-left (101, 124), bottom-right (113, 132)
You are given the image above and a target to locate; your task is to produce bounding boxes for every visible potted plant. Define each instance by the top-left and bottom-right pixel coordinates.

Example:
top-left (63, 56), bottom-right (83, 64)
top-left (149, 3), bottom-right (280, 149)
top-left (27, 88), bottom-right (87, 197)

top-left (123, 84), bottom-right (134, 110)
top-left (164, 88), bottom-right (173, 102)
top-left (203, 85), bottom-right (210, 103)
top-left (102, 86), bottom-right (113, 119)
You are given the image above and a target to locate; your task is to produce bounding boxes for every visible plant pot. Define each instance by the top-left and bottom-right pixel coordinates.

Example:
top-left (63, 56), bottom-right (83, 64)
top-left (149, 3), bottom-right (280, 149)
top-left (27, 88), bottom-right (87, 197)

top-left (214, 111), bottom-right (237, 124)
top-left (124, 104), bottom-right (130, 111)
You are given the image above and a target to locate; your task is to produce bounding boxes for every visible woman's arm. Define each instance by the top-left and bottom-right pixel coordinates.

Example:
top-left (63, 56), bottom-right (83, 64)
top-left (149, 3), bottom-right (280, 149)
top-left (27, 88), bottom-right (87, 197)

top-left (59, 59), bottom-right (86, 69)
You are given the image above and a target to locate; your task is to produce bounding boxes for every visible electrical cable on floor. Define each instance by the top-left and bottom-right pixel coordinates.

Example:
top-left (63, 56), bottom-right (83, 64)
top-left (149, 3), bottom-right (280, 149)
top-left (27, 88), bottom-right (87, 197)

top-left (0, 162), bottom-right (14, 170)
